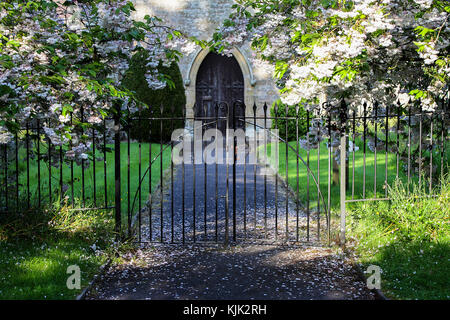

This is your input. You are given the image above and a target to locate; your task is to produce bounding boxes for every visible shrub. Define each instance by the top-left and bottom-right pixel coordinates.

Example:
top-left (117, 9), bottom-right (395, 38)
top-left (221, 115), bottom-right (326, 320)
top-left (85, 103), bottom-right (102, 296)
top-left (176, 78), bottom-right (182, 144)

top-left (122, 51), bottom-right (186, 143)
top-left (270, 101), bottom-right (308, 141)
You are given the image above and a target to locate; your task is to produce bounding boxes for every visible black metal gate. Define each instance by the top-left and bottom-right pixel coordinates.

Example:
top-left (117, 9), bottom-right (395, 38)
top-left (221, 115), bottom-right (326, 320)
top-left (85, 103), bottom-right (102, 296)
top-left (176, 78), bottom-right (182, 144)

top-left (1, 98), bottom-right (447, 246)
top-left (123, 101), bottom-right (329, 245)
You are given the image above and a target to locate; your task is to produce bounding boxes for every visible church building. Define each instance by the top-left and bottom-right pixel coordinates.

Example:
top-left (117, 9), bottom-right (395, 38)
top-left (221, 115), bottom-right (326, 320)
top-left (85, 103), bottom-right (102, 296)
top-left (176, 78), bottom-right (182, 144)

top-left (133, 0), bottom-right (279, 130)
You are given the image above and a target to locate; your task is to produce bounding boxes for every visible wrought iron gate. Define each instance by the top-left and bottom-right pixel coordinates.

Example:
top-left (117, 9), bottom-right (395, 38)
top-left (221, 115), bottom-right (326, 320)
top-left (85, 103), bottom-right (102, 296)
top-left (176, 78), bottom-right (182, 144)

top-left (122, 101), bottom-right (329, 245)
top-left (1, 98), bottom-right (447, 246)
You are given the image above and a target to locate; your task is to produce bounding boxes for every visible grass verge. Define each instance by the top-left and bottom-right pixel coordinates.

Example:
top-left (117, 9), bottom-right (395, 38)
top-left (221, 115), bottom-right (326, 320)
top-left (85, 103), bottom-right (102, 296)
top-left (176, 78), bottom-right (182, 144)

top-left (0, 142), bottom-right (172, 299)
top-left (11, 142), bottom-right (171, 226)
top-left (0, 201), bottom-right (118, 300)
top-left (346, 177), bottom-right (449, 300)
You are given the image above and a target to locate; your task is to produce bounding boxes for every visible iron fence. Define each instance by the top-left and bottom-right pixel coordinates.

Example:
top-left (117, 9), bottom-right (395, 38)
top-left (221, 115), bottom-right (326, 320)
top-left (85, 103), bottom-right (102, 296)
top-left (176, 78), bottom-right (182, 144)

top-left (0, 98), bottom-right (448, 245)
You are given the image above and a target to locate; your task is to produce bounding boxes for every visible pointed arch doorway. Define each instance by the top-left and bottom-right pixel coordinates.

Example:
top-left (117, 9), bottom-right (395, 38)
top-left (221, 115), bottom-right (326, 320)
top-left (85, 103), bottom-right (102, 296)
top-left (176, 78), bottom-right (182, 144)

top-left (195, 52), bottom-right (245, 133)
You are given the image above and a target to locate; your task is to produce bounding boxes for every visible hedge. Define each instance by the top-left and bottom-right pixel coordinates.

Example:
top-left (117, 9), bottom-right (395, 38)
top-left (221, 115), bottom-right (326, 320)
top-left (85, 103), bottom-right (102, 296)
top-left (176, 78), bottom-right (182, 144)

top-left (122, 51), bottom-right (186, 143)
top-left (270, 102), bottom-right (308, 141)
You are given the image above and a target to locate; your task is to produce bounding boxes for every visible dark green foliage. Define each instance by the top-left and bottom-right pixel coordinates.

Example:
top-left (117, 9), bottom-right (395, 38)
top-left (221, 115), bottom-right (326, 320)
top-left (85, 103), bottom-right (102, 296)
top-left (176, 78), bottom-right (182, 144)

top-left (122, 51), bottom-right (186, 143)
top-left (270, 101), bottom-right (308, 141)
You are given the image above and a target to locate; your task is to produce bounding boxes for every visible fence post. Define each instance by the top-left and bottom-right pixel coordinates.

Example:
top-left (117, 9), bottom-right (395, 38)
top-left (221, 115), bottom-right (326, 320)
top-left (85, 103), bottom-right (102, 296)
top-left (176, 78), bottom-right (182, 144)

top-left (114, 105), bottom-right (122, 240)
top-left (232, 102), bottom-right (237, 242)
top-left (225, 103), bottom-right (230, 245)
top-left (340, 99), bottom-right (347, 246)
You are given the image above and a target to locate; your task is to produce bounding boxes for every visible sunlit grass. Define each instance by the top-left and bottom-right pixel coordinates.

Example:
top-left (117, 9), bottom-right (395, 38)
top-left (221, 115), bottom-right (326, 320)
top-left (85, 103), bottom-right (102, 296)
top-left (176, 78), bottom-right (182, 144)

top-left (264, 138), bottom-right (415, 210)
top-left (347, 177), bottom-right (450, 300)
top-left (0, 240), bottom-right (106, 299)
top-left (0, 142), bottom-right (173, 300)
top-left (11, 142), bottom-right (172, 225)
top-left (0, 204), bottom-right (114, 300)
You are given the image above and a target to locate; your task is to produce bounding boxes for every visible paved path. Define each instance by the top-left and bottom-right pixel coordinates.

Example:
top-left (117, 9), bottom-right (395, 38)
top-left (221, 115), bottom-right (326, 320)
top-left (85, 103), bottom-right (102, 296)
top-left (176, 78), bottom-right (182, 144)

top-left (87, 244), bottom-right (374, 300)
top-left (139, 145), bottom-right (321, 243)
top-left (87, 146), bottom-right (374, 300)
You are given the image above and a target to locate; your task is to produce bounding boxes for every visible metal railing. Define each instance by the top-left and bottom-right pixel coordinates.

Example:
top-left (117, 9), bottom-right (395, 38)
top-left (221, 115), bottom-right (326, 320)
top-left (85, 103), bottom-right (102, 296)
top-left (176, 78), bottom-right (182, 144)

top-left (0, 98), bottom-right (448, 246)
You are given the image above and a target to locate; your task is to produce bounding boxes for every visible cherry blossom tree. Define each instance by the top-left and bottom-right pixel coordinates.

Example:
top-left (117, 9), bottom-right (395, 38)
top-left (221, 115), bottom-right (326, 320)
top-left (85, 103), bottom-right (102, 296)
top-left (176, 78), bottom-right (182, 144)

top-left (214, 0), bottom-right (449, 175)
top-left (0, 0), bottom-right (199, 163)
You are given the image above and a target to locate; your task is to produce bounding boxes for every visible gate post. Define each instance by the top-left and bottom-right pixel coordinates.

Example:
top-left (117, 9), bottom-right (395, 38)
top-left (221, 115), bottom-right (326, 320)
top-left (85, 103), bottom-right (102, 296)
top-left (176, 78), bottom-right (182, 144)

top-left (232, 102), bottom-right (237, 242)
top-left (114, 104), bottom-right (122, 240)
top-left (225, 103), bottom-right (230, 245)
top-left (339, 99), bottom-right (347, 246)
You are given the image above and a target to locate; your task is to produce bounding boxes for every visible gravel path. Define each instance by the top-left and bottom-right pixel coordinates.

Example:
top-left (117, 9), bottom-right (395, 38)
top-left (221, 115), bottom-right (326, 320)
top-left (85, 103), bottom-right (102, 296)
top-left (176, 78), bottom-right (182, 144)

top-left (137, 146), bottom-right (322, 243)
top-left (87, 146), bottom-right (374, 300)
top-left (86, 244), bottom-right (374, 300)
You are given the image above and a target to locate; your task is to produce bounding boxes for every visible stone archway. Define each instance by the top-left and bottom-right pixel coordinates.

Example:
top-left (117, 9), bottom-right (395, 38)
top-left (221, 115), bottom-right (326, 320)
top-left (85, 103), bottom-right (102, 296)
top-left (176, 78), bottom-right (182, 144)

top-left (195, 52), bottom-right (245, 133)
top-left (184, 48), bottom-right (256, 128)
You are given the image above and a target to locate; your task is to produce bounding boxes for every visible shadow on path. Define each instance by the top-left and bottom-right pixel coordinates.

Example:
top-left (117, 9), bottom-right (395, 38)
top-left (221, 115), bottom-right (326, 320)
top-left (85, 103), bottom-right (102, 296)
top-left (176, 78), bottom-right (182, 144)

top-left (87, 244), bottom-right (374, 300)
top-left (141, 145), bottom-right (322, 243)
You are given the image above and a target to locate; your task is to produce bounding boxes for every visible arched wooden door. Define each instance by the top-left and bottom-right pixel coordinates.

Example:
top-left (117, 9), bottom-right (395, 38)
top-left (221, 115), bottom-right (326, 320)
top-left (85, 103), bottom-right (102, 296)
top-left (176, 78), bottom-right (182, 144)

top-left (195, 52), bottom-right (245, 133)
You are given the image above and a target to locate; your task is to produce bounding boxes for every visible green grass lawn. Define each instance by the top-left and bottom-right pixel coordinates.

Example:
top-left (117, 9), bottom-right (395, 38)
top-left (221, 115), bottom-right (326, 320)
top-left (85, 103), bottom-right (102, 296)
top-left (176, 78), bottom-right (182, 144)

top-left (0, 206), bottom-right (115, 300)
top-left (11, 142), bottom-right (172, 227)
top-left (0, 142), bottom-right (171, 300)
top-left (346, 178), bottom-right (449, 299)
top-left (0, 237), bottom-right (107, 300)
top-left (265, 139), bottom-right (415, 211)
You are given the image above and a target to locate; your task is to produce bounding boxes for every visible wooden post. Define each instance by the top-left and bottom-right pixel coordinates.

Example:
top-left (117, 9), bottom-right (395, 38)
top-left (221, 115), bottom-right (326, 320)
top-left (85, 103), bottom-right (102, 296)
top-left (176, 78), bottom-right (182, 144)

top-left (333, 152), bottom-right (339, 185)
top-left (346, 135), bottom-right (349, 190)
